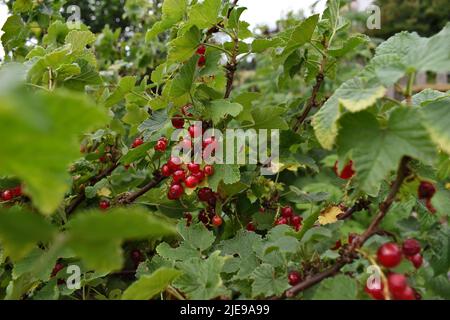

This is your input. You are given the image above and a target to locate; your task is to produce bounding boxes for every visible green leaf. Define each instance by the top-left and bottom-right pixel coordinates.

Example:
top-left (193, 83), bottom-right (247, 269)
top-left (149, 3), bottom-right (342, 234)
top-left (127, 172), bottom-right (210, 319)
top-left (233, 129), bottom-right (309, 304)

top-left (145, 0), bottom-right (187, 41)
top-left (420, 96), bottom-right (450, 155)
top-left (105, 76), bottom-right (136, 108)
top-left (43, 21), bottom-right (69, 46)
top-left (329, 34), bottom-right (369, 58)
top-left (283, 14), bottom-right (319, 54)
top-left (174, 251), bottom-right (228, 299)
top-left (65, 30), bottom-right (97, 54)
top-left (336, 78), bottom-right (386, 113)
top-left (0, 208), bottom-right (57, 261)
top-left (66, 208), bottom-right (175, 272)
top-left (188, 0), bottom-right (221, 29)
top-left (375, 23), bottom-right (450, 74)
top-left (138, 109), bottom-right (168, 137)
top-left (170, 57), bottom-right (197, 97)
top-left (119, 142), bottom-right (155, 165)
top-left (177, 222), bottom-right (215, 252)
top-left (250, 263), bottom-right (289, 298)
top-left (167, 27), bottom-right (201, 63)
top-left (251, 106), bottom-right (289, 130)
top-left (1, 15), bottom-right (27, 53)
top-left (13, 0), bottom-right (33, 13)
top-left (208, 100), bottom-right (243, 125)
top-left (312, 275), bottom-right (358, 300)
top-left (0, 90), bottom-right (108, 214)
top-left (122, 268), bottom-right (182, 300)
top-left (208, 164), bottom-right (241, 191)
top-left (337, 108), bottom-right (435, 196)
top-left (233, 92), bottom-right (259, 124)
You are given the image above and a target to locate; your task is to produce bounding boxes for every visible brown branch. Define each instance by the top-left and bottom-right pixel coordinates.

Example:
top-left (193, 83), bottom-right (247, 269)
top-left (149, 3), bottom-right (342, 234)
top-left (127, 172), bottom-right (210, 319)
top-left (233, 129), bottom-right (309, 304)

top-left (285, 157), bottom-right (411, 298)
top-left (224, 38), bottom-right (239, 99)
top-left (337, 199), bottom-right (371, 220)
top-left (119, 173), bottom-right (166, 205)
top-left (65, 162), bottom-right (119, 215)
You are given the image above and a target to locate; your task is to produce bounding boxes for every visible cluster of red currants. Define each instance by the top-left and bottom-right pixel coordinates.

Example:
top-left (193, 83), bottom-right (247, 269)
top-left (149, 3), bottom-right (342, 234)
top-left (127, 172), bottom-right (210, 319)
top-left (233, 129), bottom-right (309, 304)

top-left (196, 44), bottom-right (206, 68)
top-left (182, 187), bottom-right (222, 228)
top-left (274, 206), bottom-right (303, 231)
top-left (162, 157), bottom-right (215, 200)
top-left (1, 185), bottom-right (22, 202)
top-left (366, 240), bottom-right (423, 300)
top-left (418, 180), bottom-right (437, 213)
top-left (334, 160), bottom-right (355, 180)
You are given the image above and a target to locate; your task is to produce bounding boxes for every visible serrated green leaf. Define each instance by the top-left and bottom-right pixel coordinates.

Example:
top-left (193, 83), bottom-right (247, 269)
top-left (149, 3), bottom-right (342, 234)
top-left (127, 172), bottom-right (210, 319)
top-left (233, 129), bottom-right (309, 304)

top-left (0, 90), bottom-right (108, 214)
top-left (188, 0), bottom-right (221, 29)
top-left (167, 27), bottom-right (201, 63)
top-left (208, 164), bottom-right (241, 191)
top-left (250, 263), bottom-right (289, 298)
top-left (174, 251), bottom-right (228, 299)
top-left (105, 76), bottom-right (136, 108)
top-left (177, 222), bottom-right (215, 252)
top-left (66, 208), bottom-right (175, 273)
top-left (122, 268), bottom-right (182, 300)
top-left (251, 106), bottom-right (289, 130)
top-left (146, 0), bottom-right (187, 41)
top-left (170, 57), bottom-right (197, 97)
top-left (337, 108), bottom-right (435, 196)
top-left (0, 208), bottom-right (57, 261)
top-left (312, 275), bottom-right (358, 300)
top-left (208, 100), bottom-right (243, 125)
top-left (420, 96), bottom-right (450, 155)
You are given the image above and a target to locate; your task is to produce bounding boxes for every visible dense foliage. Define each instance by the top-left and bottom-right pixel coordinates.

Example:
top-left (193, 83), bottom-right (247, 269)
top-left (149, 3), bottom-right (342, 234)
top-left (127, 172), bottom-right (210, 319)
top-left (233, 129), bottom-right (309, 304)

top-left (0, 0), bottom-right (449, 300)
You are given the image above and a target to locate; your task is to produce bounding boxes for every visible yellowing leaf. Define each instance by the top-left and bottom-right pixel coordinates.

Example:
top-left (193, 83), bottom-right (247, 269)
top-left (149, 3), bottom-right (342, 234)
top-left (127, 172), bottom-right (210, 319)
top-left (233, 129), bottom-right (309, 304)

top-left (97, 188), bottom-right (112, 197)
top-left (318, 206), bottom-right (343, 225)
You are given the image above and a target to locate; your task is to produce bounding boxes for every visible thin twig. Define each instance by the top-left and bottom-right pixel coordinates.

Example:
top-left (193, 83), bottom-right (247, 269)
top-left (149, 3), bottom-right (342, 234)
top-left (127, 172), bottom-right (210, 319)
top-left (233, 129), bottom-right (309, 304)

top-left (119, 173), bottom-right (166, 205)
top-left (293, 39), bottom-right (328, 132)
top-left (65, 162), bottom-right (119, 215)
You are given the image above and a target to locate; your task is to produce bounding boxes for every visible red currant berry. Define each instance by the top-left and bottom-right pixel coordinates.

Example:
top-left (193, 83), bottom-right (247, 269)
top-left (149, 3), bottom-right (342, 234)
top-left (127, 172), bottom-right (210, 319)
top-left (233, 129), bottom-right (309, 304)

top-left (154, 138), bottom-right (168, 152)
top-left (132, 137), bottom-right (144, 148)
top-left (130, 249), bottom-right (143, 264)
top-left (204, 165), bottom-right (214, 176)
top-left (212, 215), bottom-right (223, 227)
top-left (288, 271), bottom-right (302, 286)
top-left (172, 170), bottom-right (186, 183)
top-left (198, 210), bottom-right (209, 224)
top-left (168, 184), bottom-right (184, 200)
top-left (181, 104), bottom-right (193, 117)
top-left (167, 156), bottom-right (182, 171)
top-left (197, 55), bottom-right (206, 67)
top-left (198, 187), bottom-right (214, 202)
top-left (51, 263), bottom-right (65, 277)
top-left (187, 163), bottom-right (201, 174)
top-left (425, 198), bottom-right (437, 213)
top-left (332, 240), bottom-right (342, 250)
top-left (1, 190), bottom-right (13, 201)
top-left (291, 215), bottom-right (302, 226)
top-left (246, 222), bottom-right (256, 232)
top-left (171, 114), bottom-right (185, 129)
top-left (418, 181), bottom-right (436, 200)
top-left (402, 238), bottom-right (421, 257)
top-left (180, 138), bottom-right (192, 150)
top-left (348, 233), bottom-right (358, 245)
top-left (196, 44), bottom-right (206, 55)
top-left (334, 160), bottom-right (355, 180)
top-left (185, 176), bottom-right (199, 189)
top-left (377, 243), bottom-right (402, 268)
top-left (387, 273), bottom-right (407, 295)
top-left (99, 200), bottom-right (110, 210)
top-left (393, 285), bottom-right (415, 300)
top-left (161, 164), bottom-right (172, 177)
top-left (192, 170), bottom-right (205, 183)
top-left (408, 253), bottom-right (423, 269)
top-left (188, 125), bottom-right (202, 138)
top-left (365, 281), bottom-right (385, 300)
top-left (275, 217), bottom-right (288, 225)
top-left (202, 137), bottom-right (215, 148)
top-left (281, 206), bottom-right (294, 218)
top-left (11, 185), bottom-right (22, 197)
